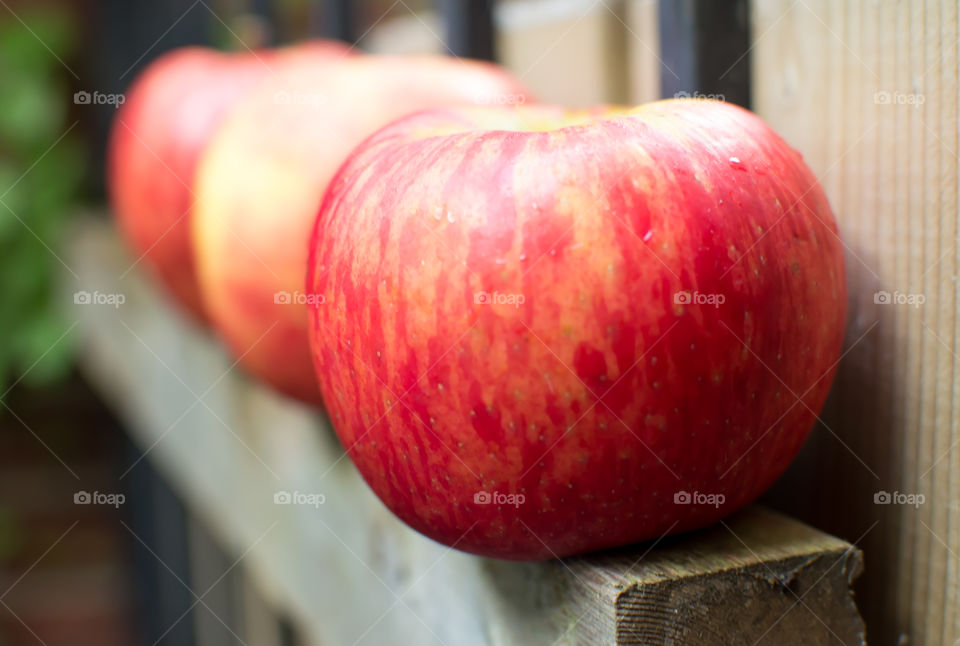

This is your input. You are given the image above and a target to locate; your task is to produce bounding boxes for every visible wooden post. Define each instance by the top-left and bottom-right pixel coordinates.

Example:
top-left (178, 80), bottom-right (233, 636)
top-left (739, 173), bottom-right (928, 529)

top-left (751, 2), bottom-right (960, 644)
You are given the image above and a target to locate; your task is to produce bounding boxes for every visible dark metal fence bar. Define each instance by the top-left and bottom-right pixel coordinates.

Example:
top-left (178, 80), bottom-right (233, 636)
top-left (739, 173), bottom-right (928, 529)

top-left (658, 0), bottom-right (752, 108)
top-left (124, 438), bottom-right (196, 646)
top-left (318, 0), bottom-right (357, 43)
top-left (440, 0), bottom-right (496, 61)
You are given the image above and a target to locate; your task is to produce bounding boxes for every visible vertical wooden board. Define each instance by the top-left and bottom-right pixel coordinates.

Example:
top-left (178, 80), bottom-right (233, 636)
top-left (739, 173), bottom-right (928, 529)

top-left (752, 1), bottom-right (960, 645)
top-left (751, 0), bottom-right (888, 624)
top-left (884, 0), bottom-right (907, 636)
top-left (625, 0), bottom-right (661, 105)
top-left (362, 10), bottom-right (446, 55)
top-left (948, 7), bottom-right (960, 642)
top-left (898, 1), bottom-right (925, 640)
top-left (927, 2), bottom-right (959, 644)
top-left (495, 0), bottom-right (628, 107)
top-left (915, 4), bottom-right (936, 643)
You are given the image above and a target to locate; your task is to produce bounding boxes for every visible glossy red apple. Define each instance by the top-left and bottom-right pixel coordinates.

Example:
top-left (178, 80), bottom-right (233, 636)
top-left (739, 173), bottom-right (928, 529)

top-left (192, 55), bottom-right (533, 404)
top-left (107, 41), bottom-right (349, 320)
top-left (306, 100), bottom-right (847, 560)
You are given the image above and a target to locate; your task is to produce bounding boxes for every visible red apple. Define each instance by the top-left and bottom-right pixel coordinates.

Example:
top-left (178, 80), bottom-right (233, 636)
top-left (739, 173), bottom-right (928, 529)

top-left (191, 55), bottom-right (533, 403)
top-left (107, 41), bottom-right (350, 320)
top-left (306, 100), bottom-right (847, 560)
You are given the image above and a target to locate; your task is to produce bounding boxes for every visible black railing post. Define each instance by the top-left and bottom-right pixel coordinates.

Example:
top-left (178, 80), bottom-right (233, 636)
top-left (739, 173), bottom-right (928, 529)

top-left (658, 0), bottom-right (752, 108)
top-left (441, 0), bottom-right (496, 61)
top-left (314, 0), bottom-right (357, 43)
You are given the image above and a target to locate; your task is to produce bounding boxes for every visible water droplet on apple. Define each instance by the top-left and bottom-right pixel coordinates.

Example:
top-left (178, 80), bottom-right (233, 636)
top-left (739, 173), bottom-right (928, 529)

top-left (446, 210), bottom-right (455, 223)
top-left (642, 230), bottom-right (653, 242)
top-left (728, 156), bottom-right (746, 171)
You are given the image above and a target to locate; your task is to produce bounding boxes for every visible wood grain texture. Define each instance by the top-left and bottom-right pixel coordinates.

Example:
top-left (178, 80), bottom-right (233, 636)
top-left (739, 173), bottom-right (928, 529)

top-left (67, 219), bottom-right (865, 645)
top-left (495, 0), bottom-right (630, 106)
top-left (751, 2), bottom-right (960, 645)
top-left (626, 0), bottom-right (662, 105)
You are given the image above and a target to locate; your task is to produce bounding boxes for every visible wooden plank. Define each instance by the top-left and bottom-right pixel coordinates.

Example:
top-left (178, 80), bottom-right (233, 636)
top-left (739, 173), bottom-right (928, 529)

top-left (495, 0), bottom-right (630, 106)
top-left (66, 219), bottom-right (865, 645)
top-left (751, 1), bottom-right (960, 644)
top-left (361, 9), bottom-right (446, 56)
top-left (625, 0), bottom-right (662, 105)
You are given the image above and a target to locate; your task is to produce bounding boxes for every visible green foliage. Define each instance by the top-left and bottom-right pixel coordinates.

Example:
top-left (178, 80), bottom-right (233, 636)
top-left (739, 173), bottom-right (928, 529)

top-left (0, 8), bottom-right (83, 396)
top-left (0, 504), bottom-right (21, 562)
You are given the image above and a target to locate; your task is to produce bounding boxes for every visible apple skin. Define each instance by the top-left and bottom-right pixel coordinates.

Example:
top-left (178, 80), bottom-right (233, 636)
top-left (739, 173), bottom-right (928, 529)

top-left (306, 100), bottom-right (847, 560)
top-left (191, 56), bottom-right (533, 404)
top-left (107, 42), bottom-right (350, 321)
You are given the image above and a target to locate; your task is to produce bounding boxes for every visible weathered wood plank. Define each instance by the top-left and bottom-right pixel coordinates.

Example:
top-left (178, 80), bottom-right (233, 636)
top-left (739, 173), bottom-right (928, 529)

top-left (67, 220), bottom-right (865, 644)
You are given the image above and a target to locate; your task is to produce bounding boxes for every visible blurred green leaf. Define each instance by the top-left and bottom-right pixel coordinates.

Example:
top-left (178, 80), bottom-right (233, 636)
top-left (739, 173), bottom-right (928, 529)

top-left (0, 9), bottom-right (74, 71)
top-left (0, 77), bottom-right (64, 150)
top-left (0, 6), bottom-right (81, 400)
top-left (0, 504), bottom-right (22, 560)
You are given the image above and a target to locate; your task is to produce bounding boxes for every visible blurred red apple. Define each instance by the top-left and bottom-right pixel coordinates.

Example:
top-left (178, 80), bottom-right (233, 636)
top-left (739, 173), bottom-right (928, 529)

top-left (107, 41), bottom-right (349, 320)
top-left (192, 55), bottom-right (532, 403)
top-left (306, 100), bottom-right (847, 559)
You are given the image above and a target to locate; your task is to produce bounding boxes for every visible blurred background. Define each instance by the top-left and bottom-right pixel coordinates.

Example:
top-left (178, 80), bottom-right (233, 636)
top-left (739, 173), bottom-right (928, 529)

top-left (0, 3), bottom-right (448, 644)
top-left (1, 1), bottom-right (958, 645)
top-left (0, 1), bottom-right (679, 642)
